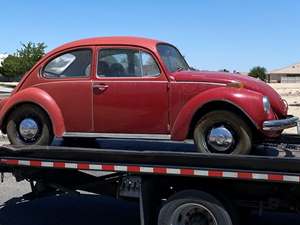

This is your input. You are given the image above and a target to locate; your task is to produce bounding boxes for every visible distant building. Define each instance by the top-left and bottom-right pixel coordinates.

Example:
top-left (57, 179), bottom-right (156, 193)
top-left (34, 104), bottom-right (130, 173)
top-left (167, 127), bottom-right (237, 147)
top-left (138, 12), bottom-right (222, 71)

top-left (269, 62), bottom-right (300, 83)
top-left (239, 72), bottom-right (249, 76)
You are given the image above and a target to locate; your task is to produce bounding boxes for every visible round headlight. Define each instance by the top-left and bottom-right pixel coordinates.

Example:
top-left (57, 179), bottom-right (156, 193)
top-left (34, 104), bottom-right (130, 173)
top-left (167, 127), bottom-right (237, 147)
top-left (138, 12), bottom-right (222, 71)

top-left (262, 96), bottom-right (271, 113)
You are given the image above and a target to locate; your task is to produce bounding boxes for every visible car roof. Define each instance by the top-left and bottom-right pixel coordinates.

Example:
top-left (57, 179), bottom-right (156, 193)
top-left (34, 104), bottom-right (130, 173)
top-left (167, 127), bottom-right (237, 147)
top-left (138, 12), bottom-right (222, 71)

top-left (50, 36), bottom-right (167, 54)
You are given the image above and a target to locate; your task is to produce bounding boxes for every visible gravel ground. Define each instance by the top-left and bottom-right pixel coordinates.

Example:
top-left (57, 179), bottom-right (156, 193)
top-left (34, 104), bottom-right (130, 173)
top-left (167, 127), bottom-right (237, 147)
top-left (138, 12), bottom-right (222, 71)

top-left (270, 83), bottom-right (300, 134)
top-left (0, 174), bottom-right (30, 204)
top-left (0, 134), bottom-right (28, 206)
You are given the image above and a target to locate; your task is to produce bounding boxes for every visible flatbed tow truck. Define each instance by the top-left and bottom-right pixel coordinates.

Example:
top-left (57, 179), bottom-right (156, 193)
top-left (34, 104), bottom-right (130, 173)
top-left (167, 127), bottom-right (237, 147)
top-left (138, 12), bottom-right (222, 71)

top-left (1, 135), bottom-right (300, 225)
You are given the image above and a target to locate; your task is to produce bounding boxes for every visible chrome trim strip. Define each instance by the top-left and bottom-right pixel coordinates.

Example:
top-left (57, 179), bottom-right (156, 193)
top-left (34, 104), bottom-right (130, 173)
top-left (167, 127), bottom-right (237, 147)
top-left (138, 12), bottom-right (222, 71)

top-left (92, 80), bottom-right (167, 83)
top-left (263, 116), bottom-right (299, 131)
top-left (175, 81), bottom-right (227, 86)
top-left (63, 132), bottom-right (171, 140)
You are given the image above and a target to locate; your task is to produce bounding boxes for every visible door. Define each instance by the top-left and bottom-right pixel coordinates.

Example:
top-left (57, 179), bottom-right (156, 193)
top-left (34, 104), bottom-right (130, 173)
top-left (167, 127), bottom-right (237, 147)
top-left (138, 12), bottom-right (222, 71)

top-left (93, 47), bottom-right (169, 134)
top-left (38, 48), bottom-right (93, 132)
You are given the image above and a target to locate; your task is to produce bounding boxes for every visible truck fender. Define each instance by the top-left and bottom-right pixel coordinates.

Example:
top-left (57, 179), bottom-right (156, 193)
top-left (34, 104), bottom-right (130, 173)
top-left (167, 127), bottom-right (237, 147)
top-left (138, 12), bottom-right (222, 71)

top-left (171, 87), bottom-right (266, 141)
top-left (0, 87), bottom-right (65, 137)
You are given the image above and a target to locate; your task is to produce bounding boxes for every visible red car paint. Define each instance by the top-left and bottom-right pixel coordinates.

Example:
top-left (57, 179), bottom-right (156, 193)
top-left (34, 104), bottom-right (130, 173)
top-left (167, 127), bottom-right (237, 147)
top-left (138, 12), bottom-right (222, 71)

top-left (0, 37), bottom-right (288, 140)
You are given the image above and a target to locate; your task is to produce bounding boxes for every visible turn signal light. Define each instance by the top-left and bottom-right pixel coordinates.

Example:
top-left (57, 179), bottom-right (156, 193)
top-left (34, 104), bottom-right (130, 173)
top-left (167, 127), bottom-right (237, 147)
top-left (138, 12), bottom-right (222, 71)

top-left (226, 81), bottom-right (244, 88)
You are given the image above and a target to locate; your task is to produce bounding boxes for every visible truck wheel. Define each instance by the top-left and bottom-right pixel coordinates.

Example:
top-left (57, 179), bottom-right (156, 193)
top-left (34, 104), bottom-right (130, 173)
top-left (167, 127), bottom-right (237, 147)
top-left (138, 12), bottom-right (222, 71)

top-left (194, 110), bottom-right (252, 154)
top-left (158, 190), bottom-right (232, 225)
top-left (6, 104), bottom-right (53, 145)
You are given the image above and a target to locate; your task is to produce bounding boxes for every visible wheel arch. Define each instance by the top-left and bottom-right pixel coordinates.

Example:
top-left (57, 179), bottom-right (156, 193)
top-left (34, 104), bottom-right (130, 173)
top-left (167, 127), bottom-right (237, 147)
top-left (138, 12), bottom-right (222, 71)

top-left (0, 87), bottom-right (65, 137)
top-left (170, 87), bottom-right (267, 141)
top-left (2, 102), bottom-right (52, 134)
top-left (187, 100), bottom-right (258, 139)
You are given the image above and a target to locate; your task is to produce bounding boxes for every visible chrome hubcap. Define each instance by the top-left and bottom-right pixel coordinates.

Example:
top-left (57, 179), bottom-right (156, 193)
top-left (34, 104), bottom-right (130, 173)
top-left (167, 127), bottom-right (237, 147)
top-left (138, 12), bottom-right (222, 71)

top-left (19, 118), bottom-right (39, 140)
top-left (207, 126), bottom-right (234, 152)
top-left (170, 203), bottom-right (217, 225)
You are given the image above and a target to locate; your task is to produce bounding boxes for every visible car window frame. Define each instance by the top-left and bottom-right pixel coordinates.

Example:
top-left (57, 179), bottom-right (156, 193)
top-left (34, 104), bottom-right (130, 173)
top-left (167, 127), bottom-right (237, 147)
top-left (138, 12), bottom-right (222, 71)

top-left (41, 47), bottom-right (93, 80)
top-left (140, 51), bottom-right (161, 77)
top-left (156, 43), bottom-right (190, 73)
top-left (96, 46), bottom-right (161, 79)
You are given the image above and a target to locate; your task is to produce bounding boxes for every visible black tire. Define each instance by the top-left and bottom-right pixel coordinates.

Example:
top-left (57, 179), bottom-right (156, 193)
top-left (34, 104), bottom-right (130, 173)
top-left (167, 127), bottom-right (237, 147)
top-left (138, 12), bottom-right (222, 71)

top-left (158, 190), bottom-right (232, 225)
top-left (194, 110), bottom-right (252, 155)
top-left (6, 104), bottom-right (53, 145)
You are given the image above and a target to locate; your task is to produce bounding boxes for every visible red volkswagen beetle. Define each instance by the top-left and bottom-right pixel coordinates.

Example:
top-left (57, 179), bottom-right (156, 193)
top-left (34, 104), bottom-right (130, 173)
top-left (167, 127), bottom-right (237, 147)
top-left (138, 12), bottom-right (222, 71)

top-left (0, 37), bottom-right (297, 154)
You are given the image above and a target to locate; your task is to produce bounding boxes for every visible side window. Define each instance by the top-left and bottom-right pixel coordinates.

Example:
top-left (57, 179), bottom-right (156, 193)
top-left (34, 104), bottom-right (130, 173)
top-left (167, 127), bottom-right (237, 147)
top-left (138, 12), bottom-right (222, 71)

top-left (43, 49), bottom-right (92, 78)
top-left (141, 52), bottom-right (160, 76)
top-left (98, 49), bottom-right (160, 77)
top-left (98, 49), bottom-right (141, 77)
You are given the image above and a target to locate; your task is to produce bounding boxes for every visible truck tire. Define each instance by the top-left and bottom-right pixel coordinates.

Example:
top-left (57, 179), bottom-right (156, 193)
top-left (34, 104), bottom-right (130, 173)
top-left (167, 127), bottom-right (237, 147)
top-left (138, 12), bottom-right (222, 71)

top-left (158, 190), bottom-right (232, 225)
top-left (6, 104), bottom-right (53, 145)
top-left (194, 110), bottom-right (252, 155)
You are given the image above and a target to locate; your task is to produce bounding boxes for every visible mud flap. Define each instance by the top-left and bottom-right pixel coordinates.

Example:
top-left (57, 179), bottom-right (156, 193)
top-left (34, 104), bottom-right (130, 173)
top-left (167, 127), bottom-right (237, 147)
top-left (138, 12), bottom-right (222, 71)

top-left (140, 176), bottom-right (161, 225)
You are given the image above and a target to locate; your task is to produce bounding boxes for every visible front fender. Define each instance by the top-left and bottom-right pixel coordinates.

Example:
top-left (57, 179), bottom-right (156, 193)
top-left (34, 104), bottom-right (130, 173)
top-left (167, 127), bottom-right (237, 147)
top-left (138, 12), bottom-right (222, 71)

top-left (0, 87), bottom-right (65, 137)
top-left (171, 87), bottom-right (270, 141)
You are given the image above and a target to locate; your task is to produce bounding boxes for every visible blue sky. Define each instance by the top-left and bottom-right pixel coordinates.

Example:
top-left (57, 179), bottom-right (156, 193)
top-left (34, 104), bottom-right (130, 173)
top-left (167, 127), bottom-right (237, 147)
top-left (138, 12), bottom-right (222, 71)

top-left (1, 0), bottom-right (300, 72)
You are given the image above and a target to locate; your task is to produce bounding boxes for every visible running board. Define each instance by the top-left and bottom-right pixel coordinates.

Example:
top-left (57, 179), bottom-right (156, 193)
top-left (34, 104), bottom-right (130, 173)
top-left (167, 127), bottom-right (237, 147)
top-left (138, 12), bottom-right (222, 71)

top-left (63, 132), bottom-right (171, 140)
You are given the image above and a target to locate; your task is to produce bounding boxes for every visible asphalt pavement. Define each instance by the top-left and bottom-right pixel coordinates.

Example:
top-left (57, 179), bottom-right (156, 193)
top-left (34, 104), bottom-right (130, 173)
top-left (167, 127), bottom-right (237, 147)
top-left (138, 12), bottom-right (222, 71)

top-left (0, 137), bottom-right (300, 225)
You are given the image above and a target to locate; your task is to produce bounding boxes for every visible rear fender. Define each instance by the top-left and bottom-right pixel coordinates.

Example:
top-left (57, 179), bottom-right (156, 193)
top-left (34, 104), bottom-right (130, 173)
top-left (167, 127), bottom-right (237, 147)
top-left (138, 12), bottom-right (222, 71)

top-left (171, 87), bottom-right (269, 141)
top-left (0, 87), bottom-right (65, 137)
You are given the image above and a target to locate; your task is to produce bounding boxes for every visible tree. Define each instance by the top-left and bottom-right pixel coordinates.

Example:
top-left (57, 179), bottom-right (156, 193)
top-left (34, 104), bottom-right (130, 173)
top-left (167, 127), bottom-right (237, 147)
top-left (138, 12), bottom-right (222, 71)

top-left (249, 66), bottom-right (267, 81)
top-left (0, 42), bottom-right (47, 79)
top-left (17, 42), bottom-right (47, 75)
top-left (0, 55), bottom-right (20, 77)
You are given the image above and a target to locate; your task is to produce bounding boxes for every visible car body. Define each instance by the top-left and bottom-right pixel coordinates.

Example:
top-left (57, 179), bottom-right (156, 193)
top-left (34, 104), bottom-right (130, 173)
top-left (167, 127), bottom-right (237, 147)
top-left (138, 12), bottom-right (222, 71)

top-left (0, 36), bottom-right (297, 154)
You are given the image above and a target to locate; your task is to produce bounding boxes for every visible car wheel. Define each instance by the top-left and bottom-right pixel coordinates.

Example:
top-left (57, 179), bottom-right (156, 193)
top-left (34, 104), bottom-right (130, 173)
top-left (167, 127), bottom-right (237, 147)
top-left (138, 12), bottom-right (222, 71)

top-left (158, 190), bottom-right (232, 225)
top-left (6, 104), bottom-right (53, 145)
top-left (193, 110), bottom-right (252, 154)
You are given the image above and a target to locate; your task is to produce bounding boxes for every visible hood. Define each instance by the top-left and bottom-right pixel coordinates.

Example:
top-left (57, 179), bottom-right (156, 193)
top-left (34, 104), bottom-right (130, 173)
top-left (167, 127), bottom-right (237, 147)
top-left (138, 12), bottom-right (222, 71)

top-left (172, 71), bottom-right (287, 117)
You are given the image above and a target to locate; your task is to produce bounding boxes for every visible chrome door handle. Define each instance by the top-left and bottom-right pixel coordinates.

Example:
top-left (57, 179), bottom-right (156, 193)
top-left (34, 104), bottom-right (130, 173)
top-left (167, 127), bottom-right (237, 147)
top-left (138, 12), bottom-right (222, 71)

top-left (93, 84), bottom-right (108, 94)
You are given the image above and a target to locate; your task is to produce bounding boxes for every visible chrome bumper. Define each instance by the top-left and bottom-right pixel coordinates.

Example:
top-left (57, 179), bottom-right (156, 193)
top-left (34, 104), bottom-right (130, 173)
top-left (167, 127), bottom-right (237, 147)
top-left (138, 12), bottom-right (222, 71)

top-left (263, 116), bottom-right (299, 131)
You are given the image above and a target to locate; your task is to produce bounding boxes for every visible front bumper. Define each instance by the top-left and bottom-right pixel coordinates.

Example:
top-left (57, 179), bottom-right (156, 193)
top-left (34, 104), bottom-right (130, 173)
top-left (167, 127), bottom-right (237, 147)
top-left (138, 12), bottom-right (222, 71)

top-left (263, 116), bottom-right (299, 131)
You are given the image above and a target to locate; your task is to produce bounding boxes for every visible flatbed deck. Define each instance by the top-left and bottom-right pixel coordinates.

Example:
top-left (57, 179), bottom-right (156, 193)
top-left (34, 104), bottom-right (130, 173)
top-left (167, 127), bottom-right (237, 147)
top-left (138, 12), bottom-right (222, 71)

top-left (0, 134), bottom-right (299, 182)
top-left (1, 134), bottom-right (300, 225)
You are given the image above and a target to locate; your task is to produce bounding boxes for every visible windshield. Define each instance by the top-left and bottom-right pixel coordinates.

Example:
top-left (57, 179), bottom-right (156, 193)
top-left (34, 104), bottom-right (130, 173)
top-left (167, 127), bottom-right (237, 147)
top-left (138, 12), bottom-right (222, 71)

top-left (157, 44), bottom-right (190, 72)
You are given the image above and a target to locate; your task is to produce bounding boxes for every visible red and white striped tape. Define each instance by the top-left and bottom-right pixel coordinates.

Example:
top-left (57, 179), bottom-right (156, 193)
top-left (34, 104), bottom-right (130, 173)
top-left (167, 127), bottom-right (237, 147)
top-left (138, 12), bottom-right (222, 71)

top-left (1, 158), bottom-right (299, 183)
